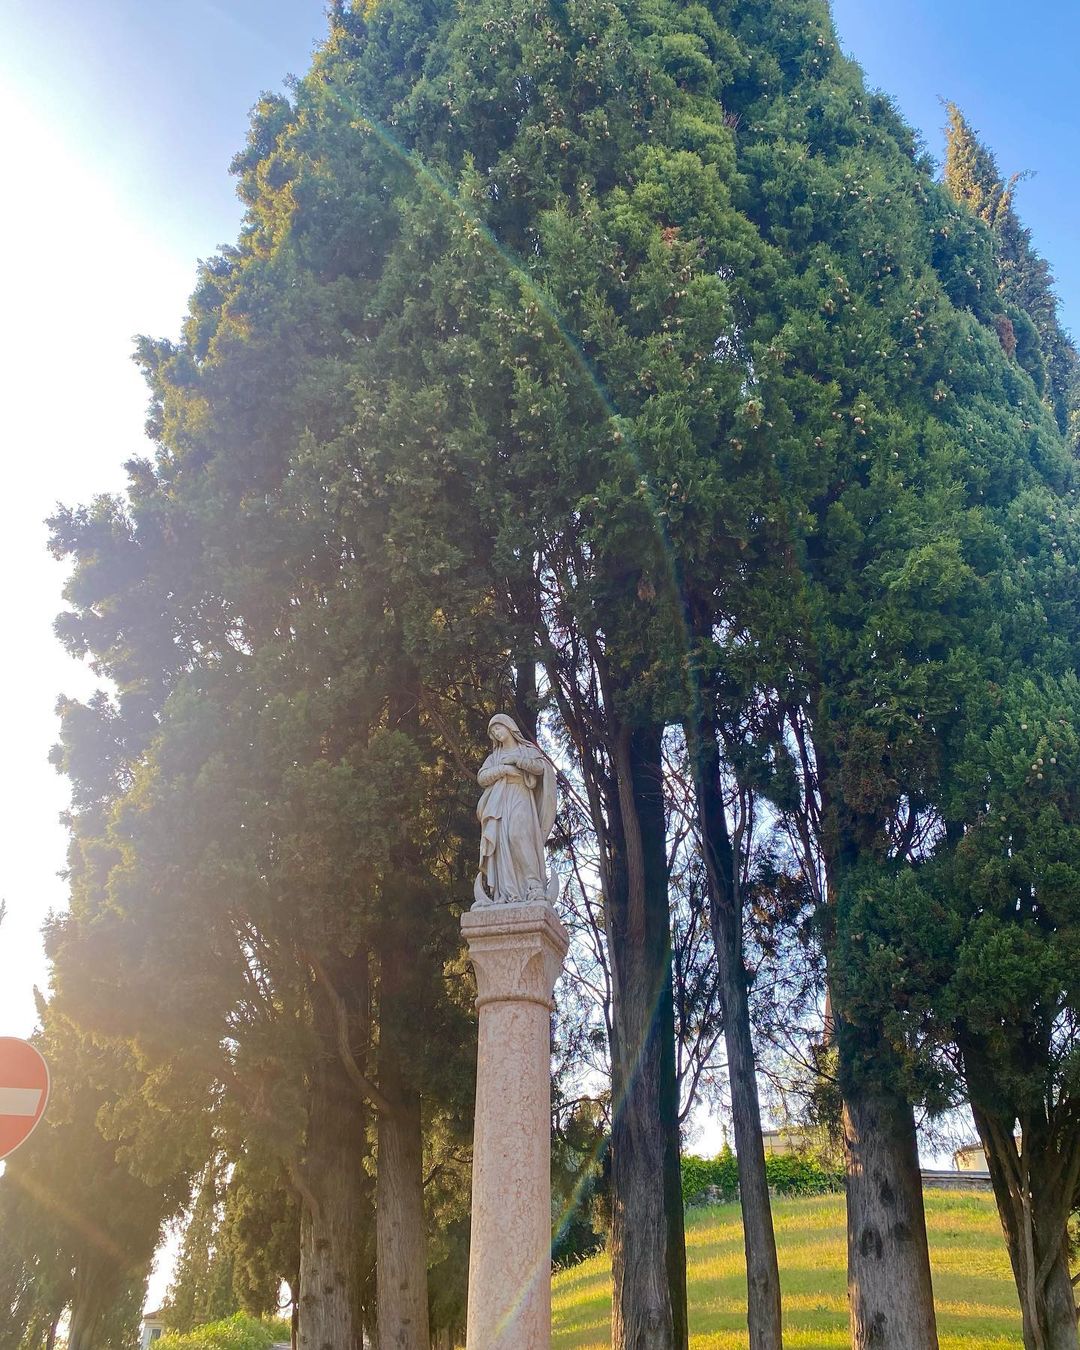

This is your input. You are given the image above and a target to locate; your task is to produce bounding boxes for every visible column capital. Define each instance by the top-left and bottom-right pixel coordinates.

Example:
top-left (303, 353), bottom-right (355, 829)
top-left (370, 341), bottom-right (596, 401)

top-left (461, 903), bottom-right (569, 1011)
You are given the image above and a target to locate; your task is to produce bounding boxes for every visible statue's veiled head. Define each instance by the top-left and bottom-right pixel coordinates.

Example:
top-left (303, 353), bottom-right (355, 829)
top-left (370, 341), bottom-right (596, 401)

top-left (487, 713), bottom-right (525, 748)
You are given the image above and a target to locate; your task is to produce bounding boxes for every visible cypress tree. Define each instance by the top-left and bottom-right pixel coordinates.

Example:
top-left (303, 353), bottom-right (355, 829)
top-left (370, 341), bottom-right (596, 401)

top-left (702, 5), bottom-right (1075, 1345)
top-left (945, 675), bottom-right (1080, 1350)
top-left (48, 26), bottom-right (485, 1337)
top-left (906, 100), bottom-right (1080, 1350)
top-left (47, 528), bottom-right (479, 1347)
top-left (944, 104), bottom-right (1079, 449)
top-left (0, 1011), bottom-right (194, 1350)
top-left (222, 1152), bottom-right (301, 1340)
top-left (165, 1159), bottom-right (237, 1335)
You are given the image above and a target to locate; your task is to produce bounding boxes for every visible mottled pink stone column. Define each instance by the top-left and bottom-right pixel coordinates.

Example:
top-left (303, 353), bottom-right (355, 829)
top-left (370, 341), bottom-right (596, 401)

top-left (461, 901), bottom-right (569, 1350)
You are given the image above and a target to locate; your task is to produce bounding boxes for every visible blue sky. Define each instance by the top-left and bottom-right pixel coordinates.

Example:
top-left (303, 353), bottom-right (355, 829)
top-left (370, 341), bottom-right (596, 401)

top-left (832, 0), bottom-right (1079, 337)
top-left (1, 0), bottom-right (325, 258)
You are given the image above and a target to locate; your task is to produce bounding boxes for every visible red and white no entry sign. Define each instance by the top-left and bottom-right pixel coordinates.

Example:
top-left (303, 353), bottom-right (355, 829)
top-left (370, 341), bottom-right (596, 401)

top-left (0, 1038), bottom-right (50, 1162)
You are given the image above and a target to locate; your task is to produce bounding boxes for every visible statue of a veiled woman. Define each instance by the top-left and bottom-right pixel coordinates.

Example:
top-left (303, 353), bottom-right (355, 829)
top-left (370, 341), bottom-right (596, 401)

top-left (474, 714), bottom-right (560, 908)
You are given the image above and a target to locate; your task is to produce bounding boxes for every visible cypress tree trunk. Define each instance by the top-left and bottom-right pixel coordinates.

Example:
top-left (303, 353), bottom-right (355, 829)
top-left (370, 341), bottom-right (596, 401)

top-left (66, 1303), bottom-right (102, 1350)
top-left (299, 988), bottom-right (368, 1350)
top-left (374, 679), bottom-right (432, 1349)
top-left (972, 1104), bottom-right (1080, 1350)
top-left (841, 1072), bottom-right (939, 1350)
top-left (823, 779), bottom-right (939, 1350)
top-left (606, 724), bottom-right (688, 1350)
top-left (376, 1080), bottom-right (429, 1348)
top-left (1040, 1246), bottom-right (1079, 1350)
top-left (66, 1259), bottom-right (110, 1350)
top-left (686, 710), bottom-right (783, 1350)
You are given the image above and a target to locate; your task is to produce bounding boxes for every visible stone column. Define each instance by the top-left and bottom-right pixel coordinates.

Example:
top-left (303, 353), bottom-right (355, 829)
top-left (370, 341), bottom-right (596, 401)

top-left (461, 901), bottom-right (569, 1350)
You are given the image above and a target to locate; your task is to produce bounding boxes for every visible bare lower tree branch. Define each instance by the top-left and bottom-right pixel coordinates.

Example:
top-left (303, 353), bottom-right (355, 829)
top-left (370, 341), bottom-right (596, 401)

top-left (286, 1157), bottom-right (322, 1223)
top-left (308, 952), bottom-right (393, 1116)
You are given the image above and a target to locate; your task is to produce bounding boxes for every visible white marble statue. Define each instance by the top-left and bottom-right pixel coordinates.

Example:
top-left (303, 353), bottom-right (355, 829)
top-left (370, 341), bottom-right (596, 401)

top-left (474, 714), bottom-right (560, 908)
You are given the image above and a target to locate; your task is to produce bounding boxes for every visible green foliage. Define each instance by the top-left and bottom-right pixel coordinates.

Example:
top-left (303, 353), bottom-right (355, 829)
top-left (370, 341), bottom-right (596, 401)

top-left (551, 1102), bottom-right (608, 1268)
top-left (831, 864), bottom-right (960, 1105)
top-left (222, 1154), bottom-right (300, 1318)
top-left (681, 1149), bottom-right (739, 1205)
top-left (715, 14), bottom-right (1079, 1141)
top-left (944, 103), bottom-right (1080, 446)
top-left (939, 671), bottom-right (1080, 1112)
top-left (0, 1008), bottom-right (193, 1349)
top-left (163, 1160), bottom-right (238, 1334)
top-left (154, 1312), bottom-right (283, 1350)
top-left (761, 1152), bottom-right (845, 1198)
top-left (681, 1147), bottom-right (843, 1206)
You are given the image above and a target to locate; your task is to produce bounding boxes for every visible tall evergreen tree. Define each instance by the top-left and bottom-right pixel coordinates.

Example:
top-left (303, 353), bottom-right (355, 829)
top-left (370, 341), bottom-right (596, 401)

top-left (702, 6), bottom-right (1075, 1346)
top-left (944, 104), bottom-right (1080, 449)
top-left (0, 1010), bottom-right (194, 1350)
top-left (222, 1153), bottom-right (301, 1333)
top-left (816, 96), bottom-right (1080, 1350)
top-left (164, 1158), bottom-right (237, 1335)
top-left (314, 2), bottom-right (781, 1338)
top-left (945, 673), bottom-right (1080, 1349)
top-left (47, 552), bottom-right (479, 1348)
top-left (48, 35), bottom-right (486, 1334)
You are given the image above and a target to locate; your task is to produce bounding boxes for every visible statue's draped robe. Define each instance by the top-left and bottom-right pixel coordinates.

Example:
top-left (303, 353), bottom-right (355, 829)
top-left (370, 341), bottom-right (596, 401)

top-left (477, 740), bottom-right (556, 905)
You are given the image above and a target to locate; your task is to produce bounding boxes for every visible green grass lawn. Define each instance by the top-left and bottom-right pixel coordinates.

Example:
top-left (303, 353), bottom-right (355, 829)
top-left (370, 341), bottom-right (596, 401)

top-left (552, 1190), bottom-right (1024, 1349)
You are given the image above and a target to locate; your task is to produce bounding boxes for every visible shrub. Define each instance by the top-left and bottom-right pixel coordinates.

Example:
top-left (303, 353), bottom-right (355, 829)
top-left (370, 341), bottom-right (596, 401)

top-left (681, 1146), bottom-right (739, 1205)
top-left (155, 1312), bottom-right (282, 1350)
top-left (764, 1152), bottom-right (845, 1196)
top-left (681, 1147), bottom-right (844, 1205)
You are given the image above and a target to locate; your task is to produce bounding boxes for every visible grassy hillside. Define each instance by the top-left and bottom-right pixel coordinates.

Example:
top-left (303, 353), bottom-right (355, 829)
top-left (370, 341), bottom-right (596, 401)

top-left (552, 1190), bottom-right (1024, 1349)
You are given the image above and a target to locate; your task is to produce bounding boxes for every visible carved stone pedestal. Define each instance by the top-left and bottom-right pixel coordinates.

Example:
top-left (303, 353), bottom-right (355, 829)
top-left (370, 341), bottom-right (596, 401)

top-left (461, 902), bottom-right (569, 1350)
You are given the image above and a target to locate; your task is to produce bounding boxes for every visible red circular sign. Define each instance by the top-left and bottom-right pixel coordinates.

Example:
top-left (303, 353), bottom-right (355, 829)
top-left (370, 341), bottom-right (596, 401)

top-left (0, 1038), bottom-right (50, 1162)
